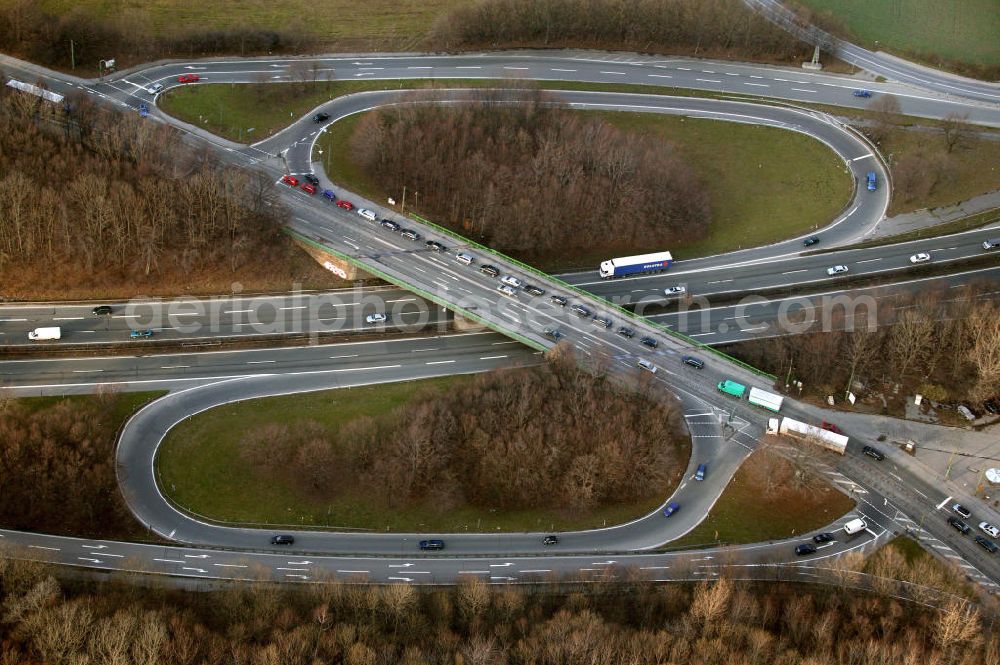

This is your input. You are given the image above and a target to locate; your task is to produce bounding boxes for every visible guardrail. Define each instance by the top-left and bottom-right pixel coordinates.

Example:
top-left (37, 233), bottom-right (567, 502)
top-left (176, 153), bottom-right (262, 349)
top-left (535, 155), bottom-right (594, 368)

top-left (285, 228), bottom-right (546, 352)
top-left (407, 214), bottom-right (776, 380)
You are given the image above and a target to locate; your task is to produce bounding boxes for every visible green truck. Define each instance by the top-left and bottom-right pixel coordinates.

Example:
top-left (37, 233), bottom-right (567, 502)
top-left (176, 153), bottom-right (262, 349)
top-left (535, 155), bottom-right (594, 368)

top-left (717, 380), bottom-right (747, 399)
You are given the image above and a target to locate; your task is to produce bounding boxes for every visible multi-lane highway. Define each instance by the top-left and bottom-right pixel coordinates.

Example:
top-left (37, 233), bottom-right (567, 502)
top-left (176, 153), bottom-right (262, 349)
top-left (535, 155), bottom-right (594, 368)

top-left (1, 45), bottom-right (999, 590)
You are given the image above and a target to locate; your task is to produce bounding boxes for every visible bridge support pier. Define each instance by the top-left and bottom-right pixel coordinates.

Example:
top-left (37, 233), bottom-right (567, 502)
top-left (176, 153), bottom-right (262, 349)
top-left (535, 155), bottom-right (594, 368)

top-left (294, 237), bottom-right (375, 281)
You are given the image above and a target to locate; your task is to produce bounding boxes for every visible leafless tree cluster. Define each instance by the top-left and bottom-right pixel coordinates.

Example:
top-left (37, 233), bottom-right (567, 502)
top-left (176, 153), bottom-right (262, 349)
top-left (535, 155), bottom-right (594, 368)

top-left (729, 285), bottom-right (1000, 404)
top-left (0, 393), bottom-right (140, 537)
top-left (0, 87), bottom-right (289, 297)
top-left (0, 0), bottom-right (316, 71)
top-left (350, 90), bottom-right (711, 262)
top-left (0, 557), bottom-right (994, 664)
top-left (433, 0), bottom-right (808, 61)
top-left (239, 356), bottom-right (687, 511)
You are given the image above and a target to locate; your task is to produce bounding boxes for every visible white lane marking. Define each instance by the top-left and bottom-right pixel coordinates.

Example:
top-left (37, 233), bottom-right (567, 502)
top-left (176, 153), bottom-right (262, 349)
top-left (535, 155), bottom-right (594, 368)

top-left (504, 67), bottom-right (529, 70)
top-left (936, 496), bottom-right (952, 510)
top-left (246, 360), bottom-right (276, 365)
top-left (648, 74), bottom-right (672, 79)
top-left (600, 71), bottom-right (627, 75)
top-left (213, 563), bottom-right (248, 568)
top-left (153, 558), bottom-right (184, 564)
top-left (426, 360), bottom-right (455, 365)
top-left (856, 258), bottom-right (882, 264)
top-left (744, 82), bottom-right (769, 87)
top-left (280, 306), bottom-right (308, 310)
top-left (520, 569), bottom-right (551, 573)
top-left (551, 68), bottom-right (577, 72)
top-left (407, 66), bottom-right (432, 69)
top-left (791, 88), bottom-right (817, 93)
top-left (455, 66), bottom-right (481, 69)
top-left (696, 78), bottom-right (722, 83)
top-left (28, 545), bottom-right (60, 551)
top-left (781, 269), bottom-right (807, 275)
top-left (223, 309), bottom-right (253, 314)
top-left (182, 567), bottom-right (207, 573)
top-left (276, 567), bottom-right (309, 571)
top-left (480, 355), bottom-right (507, 360)
top-left (459, 570), bottom-right (490, 574)
top-left (53, 317), bottom-right (83, 321)
top-left (160, 365), bottom-right (190, 369)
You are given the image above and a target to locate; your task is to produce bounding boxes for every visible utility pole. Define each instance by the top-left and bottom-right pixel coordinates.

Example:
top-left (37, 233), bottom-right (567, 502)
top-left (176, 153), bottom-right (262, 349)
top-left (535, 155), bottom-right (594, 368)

top-left (401, 185), bottom-right (406, 213)
top-left (69, 40), bottom-right (75, 70)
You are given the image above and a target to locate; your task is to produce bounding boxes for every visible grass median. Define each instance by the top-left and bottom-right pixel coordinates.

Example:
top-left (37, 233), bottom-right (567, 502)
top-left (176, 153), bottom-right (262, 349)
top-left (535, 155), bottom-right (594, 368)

top-left (155, 376), bottom-right (668, 533)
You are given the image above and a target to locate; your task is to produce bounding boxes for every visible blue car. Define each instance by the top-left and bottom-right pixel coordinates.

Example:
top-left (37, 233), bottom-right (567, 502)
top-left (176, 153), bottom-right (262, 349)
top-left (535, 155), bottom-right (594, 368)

top-left (322, 189), bottom-right (336, 201)
top-left (694, 464), bottom-right (706, 481)
top-left (129, 329), bottom-right (153, 339)
top-left (663, 501), bottom-right (680, 517)
top-left (419, 539), bottom-right (445, 551)
top-left (866, 172), bottom-right (877, 191)
top-left (853, 89), bottom-right (872, 98)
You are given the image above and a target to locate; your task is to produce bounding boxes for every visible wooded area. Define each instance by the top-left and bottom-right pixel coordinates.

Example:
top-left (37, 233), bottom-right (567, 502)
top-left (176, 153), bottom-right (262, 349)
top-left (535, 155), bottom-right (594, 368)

top-left (0, 83), bottom-right (311, 298)
top-left (434, 0), bottom-right (808, 60)
top-left (350, 91), bottom-right (711, 262)
top-left (0, 392), bottom-right (145, 538)
top-left (238, 355), bottom-right (688, 511)
top-left (729, 286), bottom-right (1000, 406)
top-left (0, 556), bottom-right (991, 664)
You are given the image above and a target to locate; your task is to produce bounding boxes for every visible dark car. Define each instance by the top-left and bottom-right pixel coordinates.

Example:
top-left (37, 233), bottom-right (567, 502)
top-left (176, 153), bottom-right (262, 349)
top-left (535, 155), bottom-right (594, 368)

top-left (426, 240), bottom-right (447, 252)
top-left (975, 535), bottom-right (998, 553)
top-left (821, 421), bottom-right (843, 434)
top-left (853, 89), bottom-right (872, 98)
top-left (419, 539), bottom-right (445, 551)
top-left (480, 264), bottom-right (500, 277)
top-left (523, 285), bottom-right (546, 296)
top-left (694, 463), bottom-right (706, 481)
top-left (271, 535), bottom-right (294, 545)
top-left (543, 535), bottom-right (559, 545)
top-left (303, 173), bottom-right (320, 186)
top-left (681, 355), bottom-right (704, 369)
top-left (640, 336), bottom-right (658, 349)
top-left (948, 516), bottom-right (971, 534)
top-left (92, 305), bottom-right (113, 316)
top-left (803, 236), bottom-right (820, 247)
top-left (401, 229), bottom-right (421, 241)
top-left (543, 327), bottom-right (565, 340)
top-left (593, 315), bottom-right (612, 328)
top-left (570, 304), bottom-right (591, 318)
top-left (380, 220), bottom-right (401, 232)
top-left (322, 189), bottom-right (336, 201)
top-left (550, 295), bottom-right (568, 307)
top-left (795, 543), bottom-right (817, 556)
top-left (663, 501), bottom-right (680, 517)
top-left (984, 397), bottom-right (1000, 415)
top-left (313, 112), bottom-right (330, 122)
top-left (617, 326), bottom-right (635, 338)
top-left (813, 532), bottom-right (835, 544)
top-left (862, 445), bottom-right (885, 461)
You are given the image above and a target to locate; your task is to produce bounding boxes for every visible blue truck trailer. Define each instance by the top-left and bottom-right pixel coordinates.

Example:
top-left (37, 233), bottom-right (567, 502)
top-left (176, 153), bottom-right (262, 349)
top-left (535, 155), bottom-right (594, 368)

top-left (599, 251), bottom-right (673, 278)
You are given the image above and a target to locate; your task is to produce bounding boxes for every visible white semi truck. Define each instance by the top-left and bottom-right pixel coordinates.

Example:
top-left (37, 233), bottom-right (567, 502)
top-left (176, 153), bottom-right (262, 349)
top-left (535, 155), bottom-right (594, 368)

top-left (766, 416), bottom-right (848, 455)
top-left (28, 327), bottom-right (61, 341)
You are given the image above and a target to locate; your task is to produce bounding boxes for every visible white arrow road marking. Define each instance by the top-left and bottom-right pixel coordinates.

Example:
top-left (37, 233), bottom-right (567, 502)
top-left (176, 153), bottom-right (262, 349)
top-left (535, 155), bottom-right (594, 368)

top-left (213, 563), bottom-right (248, 568)
top-left (288, 560), bottom-right (312, 565)
top-left (153, 558), bottom-right (184, 564)
top-left (78, 557), bottom-right (103, 563)
top-left (182, 567), bottom-right (207, 573)
top-left (639, 566), bottom-right (670, 570)
top-left (459, 570), bottom-right (490, 574)
top-left (183, 66), bottom-right (206, 70)
top-left (285, 574), bottom-right (309, 579)
top-left (388, 563), bottom-right (414, 568)
top-left (490, 576), bottom-right (517, 581)
top-left (276, 567), bottom-right (309, 571)
top-left (489, 562), bottom-right (514, 567)
top-left (591, 560), bottom-right (616, 566)
top-left (387, 577), bottom-right (413, 582)
top-left (184, 554), bottom-right (211, 559)
top-left (519, 569), bottom-right (551, 573)
top-left (82, 544), bottom-right (107, 549)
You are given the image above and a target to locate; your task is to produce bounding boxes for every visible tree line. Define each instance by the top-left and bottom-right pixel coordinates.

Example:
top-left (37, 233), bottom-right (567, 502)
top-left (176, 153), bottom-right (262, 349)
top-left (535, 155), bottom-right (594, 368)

top-left (728, 285), bottom-right (1000, 407)
top-left (0, 83), bottom-right (293, 298)
top-left (433, 0), bottom-right (809, 61)
top-left (0, 392), bottom-right (144, 538)
top-left (0, 555), bottom-right (991, 664)
top-left (0, 0), bottom-right (316, 71)
top-left (239, 355), bottom-right (688, 511)
top-left (349, 90), bottom-right (711, 264)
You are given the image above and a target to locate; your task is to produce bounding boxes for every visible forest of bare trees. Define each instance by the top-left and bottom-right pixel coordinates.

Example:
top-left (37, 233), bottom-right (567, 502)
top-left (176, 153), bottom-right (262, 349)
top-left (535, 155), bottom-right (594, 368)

top-left (434, 0), bottom-right (808, 61)
top-left (349, 91), bottom-right (711, 263)
top-left (0, 555), bottom-right (993, 664)
top-left (729, 286), bottom-right (1000, 406)
top-left (0, 392), bottom-right (145, 538)
top-left (0, 83), bottom-right (303, 298)
top-left (239, 355), bottom-right (688, 511)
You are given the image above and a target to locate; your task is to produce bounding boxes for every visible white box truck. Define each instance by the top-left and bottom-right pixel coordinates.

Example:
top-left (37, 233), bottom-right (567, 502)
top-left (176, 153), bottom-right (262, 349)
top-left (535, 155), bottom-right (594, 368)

top-left (767, 417), bottom-right (848, 455)
top-left (843, 518), bottom-right (867, 536)
top-left (748, 387), bottom-right (783, 412)
top-left (28, 327), bottom-right (61, 341)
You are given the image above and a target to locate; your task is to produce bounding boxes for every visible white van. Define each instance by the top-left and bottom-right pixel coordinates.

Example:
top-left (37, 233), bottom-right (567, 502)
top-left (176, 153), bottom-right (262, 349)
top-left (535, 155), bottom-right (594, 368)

top-left (984, 238), bottom-right (1000, 250)
top-left (357, 208), bottom-right (377, 222)
top-left (843, 518), bottom-right (867, 536)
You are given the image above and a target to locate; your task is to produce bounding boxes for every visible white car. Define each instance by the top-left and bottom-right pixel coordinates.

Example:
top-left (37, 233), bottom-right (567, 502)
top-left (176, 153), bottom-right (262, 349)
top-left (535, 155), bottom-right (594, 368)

top-left (909, 252), bottom-right (931, 264)
top-left (500, 275), bottom-right (522, 288)
top-left (455, 252), bottom-right (474, 265)
top-left (664, 286), bottom-right (686, 296)
top-left (826, 265), bottom-right (849, 276)
top-left (637, 359), bottom-right (657, 373)
top-left (357, 209), bottom-right (377, 222)
top-left (365, 313), bottom-right (387, 324)
top-left (146, 83), bottom-right (164, 95)
top-left (497, 284), bottom-right (518, 297)
top-left (980, 521), bottom-right (1000, 539)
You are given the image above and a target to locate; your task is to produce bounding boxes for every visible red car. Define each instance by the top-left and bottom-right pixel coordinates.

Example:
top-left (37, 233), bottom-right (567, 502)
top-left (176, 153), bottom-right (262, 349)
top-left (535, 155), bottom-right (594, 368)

top-left (301, 183), bottom-right (316, 195)
top-left (820, 421), bottom-right (843, 434)
top-left (177, 74), bottom-right (200, 83)
top-left (280, 175), bottom-right (299, 187)
top-left (336, 199), bottom-right (354, 210)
